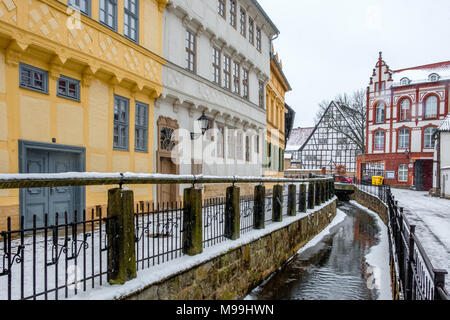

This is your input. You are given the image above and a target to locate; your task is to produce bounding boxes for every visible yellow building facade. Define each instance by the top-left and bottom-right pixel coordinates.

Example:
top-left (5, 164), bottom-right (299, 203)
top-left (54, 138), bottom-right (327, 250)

top-left (0, 0), bottom-right (167, 229)
top-left (265, 49), bottom-right (291, 180)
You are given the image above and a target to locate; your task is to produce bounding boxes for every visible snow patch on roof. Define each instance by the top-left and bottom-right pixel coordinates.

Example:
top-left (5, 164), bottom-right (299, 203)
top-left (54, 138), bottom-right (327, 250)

top-left (392, 62), bottom-right (450, 86)
top-left (286, 127), bottom-right (314, 151)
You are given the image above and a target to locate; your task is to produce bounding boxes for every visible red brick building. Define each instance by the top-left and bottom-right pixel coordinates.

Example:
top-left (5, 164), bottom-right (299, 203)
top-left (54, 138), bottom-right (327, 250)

top-left (357, 53), bottom-right (450, 190)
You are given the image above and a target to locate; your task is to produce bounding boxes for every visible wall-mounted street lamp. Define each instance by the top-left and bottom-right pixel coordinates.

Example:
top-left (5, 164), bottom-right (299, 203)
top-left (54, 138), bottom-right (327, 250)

top-left (191, 112), bottom-right (212, 140)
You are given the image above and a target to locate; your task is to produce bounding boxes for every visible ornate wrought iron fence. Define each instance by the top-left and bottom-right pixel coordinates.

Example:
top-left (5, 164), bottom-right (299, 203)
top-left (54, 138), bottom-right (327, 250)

top-left (134, 202), bottom-right (184, 270)
top-left (0, 173), bottom-right (334, 300)
top-left (203, 198), bottom-right (226, 248)
top-left (0, 209), bottom-right (112, 300)
top-left (239, 195), bottom-right (254, 234)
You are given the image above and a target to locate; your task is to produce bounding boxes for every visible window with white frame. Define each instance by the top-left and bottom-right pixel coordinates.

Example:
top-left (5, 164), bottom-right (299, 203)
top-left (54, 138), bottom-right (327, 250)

top-left (113, 95), bottom-right (129, 150)
top-left (212, 47), bottom-right (221, 85)
top-left (245, 135), bottom-right (251, 162)
top-left (424, 95), bottom-right (438, 119)
top-left (99, 0), bottom-right (117, 30)
top-left (429, 73), bottom-right (440, 82)
top-left (248, 18), bottom-right (254, 45)
top-left (236, 131), bottom-right (243, 160)
top-left (218, 0), bottom-right (226, 19)
top-left (229, 0), bottom-right (236, 28)
top-left (376, 102), bottom-right (385, 123)
top-left (135, 101), bottom-right (148, 152)
top-left (233, 61), bottom-right (240, 95)
top-left (124, 0), bottom-right (138, 42)
top-left (240, 7), bottom-right (246, 37)
top-left (242, 68), bottom-right (249, 99)
top-left (398, 164), bottom-right (408, 182)
top-left (256, 27), bottom-right (262, 52)
top-left (398, 128), bottom-right (410, 149)
top-left (68, 0), bottom-right (91, 16)
top-left (19, 63), bottom-right (48, 94)
top-left (424, 127), bottom-right (437, 149)
top-left (57, 75), bottom-right (80, 101)
top-left (374, 131), bottom-right (384, 150)
top-left (217, 125), bottom-right (224, 158)
top-left (223, 55), bottom-right (231, 90)
top-left (185, 30), bottom-right (196, 72)
top-left (400, 99), bottom-right (410, 121)
top-left (400, 77), bottom-right (410, 86)
top-left (227, 129), bottom-right (235, 159)
top-left (258, 81), bottom-right (264, 108)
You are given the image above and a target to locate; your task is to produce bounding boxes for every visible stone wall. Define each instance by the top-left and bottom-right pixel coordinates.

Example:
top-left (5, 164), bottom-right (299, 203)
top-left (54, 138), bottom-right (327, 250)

top-left (122, 200), bottom-right (337, 300)
top-left (349, 188), bottom-right (388, 226)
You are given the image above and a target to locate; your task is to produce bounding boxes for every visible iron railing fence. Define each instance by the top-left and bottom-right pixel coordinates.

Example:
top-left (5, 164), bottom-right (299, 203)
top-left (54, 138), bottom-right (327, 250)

top-left (0, 173), bottom-right (334, 300)
top-left (353, 180), bottom-right (449, 300)
top-left (386, 188), bottom-right (449, 300)
top-left (0, 209), bottom-right (112, 300)
top-left (239, 195), bottom-right (254, 234)
top-left (353, 177), bottom-right (388, 203)
top-left (203, 198), bottom-right (226, 248)
top-left (134, 202), bottom-right (184, 271)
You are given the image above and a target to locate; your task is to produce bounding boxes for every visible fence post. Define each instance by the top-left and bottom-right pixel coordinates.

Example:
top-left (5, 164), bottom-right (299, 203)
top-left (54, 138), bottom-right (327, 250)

top-left (315, 181), bottom-right (320, 206)
top-left (299, 184), bottom-right (307, 213)
top-left (272, 184), bottom-right (283, 222)
top-left (254, 185), bottom-right (265, 229)
top-left (183, 187), bottom-right (203, 256)
top-left (406, 225), bottom-right (416, 300)
top-left (288, 184), bottom-right (297, 217)
top-left (321, 181), bottom-right (326, 203)
top-left (398, 209), bottom-right (405, 285)
top-left (434, 270), bottom-right (448, 300)
top-left (324, 180), bottom-right (329, 201)
top-left (225, 185), bottom-right (240, 240)
top-left (107, 188), bottom-right (137, 285)
top-left (308, 181), bottom-right (315, 210)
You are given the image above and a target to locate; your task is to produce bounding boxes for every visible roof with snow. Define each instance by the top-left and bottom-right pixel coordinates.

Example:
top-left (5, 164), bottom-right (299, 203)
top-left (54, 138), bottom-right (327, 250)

top-left (392, 61), bottom-right (450, 86)
top-left (286, 127), bottom-right (314, 152)
top-left (438, 116), bottom-right (450, 132)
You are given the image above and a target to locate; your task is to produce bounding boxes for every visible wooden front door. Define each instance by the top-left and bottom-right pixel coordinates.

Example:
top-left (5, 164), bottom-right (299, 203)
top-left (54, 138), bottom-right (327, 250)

top-left (159, 157), bottom-right (177, 205)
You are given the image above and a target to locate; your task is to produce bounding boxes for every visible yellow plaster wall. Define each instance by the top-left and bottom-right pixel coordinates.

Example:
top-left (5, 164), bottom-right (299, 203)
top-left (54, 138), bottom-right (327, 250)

top-left (0, 0), bottom-right (167, 227)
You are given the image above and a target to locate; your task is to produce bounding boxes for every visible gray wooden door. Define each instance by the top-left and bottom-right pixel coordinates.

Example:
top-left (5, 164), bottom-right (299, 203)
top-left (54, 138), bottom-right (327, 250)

top-left (414, 160), bottom-right (424, 191)
top-left (24, 150), bottom-right (78, 228)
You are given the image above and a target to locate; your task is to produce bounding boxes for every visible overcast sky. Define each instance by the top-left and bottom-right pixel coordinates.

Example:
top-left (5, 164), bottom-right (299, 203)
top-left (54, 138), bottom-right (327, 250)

top-left (258, 0), bottom-right (450, 128)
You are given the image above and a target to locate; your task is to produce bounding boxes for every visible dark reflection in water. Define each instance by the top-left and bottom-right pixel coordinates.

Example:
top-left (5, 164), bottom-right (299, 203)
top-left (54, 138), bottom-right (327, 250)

top-left (247, 202), bottom-right (381, 300)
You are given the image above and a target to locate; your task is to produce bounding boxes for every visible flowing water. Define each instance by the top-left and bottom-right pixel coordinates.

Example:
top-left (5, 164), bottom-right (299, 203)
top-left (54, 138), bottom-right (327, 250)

top-left (247, 202), bottom-right (383, 300)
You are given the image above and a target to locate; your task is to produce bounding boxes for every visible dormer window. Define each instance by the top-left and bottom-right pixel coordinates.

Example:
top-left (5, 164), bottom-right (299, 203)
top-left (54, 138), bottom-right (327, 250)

top-left (429, 73), bottom-right (440, 82)
top-left (400, 78), bottom-right (410, 86)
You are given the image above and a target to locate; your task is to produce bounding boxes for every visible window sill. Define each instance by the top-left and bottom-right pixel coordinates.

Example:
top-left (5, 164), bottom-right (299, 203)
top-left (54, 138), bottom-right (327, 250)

top-left (57, 93), bottom-right (80, 102)
top-left (19, 84), bottom-right (49, 95)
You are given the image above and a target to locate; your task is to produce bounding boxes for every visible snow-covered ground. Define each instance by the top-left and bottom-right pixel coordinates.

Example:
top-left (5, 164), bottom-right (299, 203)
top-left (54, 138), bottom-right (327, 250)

top-left (350, 201), bottom-right (392, 300)
top-left (390, 189), bottom-right (450, 290)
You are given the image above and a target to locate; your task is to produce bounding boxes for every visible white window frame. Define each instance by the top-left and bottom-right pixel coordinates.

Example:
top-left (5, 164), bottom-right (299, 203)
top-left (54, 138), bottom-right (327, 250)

top-left (398, 129), bottom-right (410, 149)
top-left (398, 165), bottom-right (408, 182)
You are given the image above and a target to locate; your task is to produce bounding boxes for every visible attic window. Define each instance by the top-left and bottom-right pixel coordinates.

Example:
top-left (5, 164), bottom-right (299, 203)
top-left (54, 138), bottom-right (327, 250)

top-left (429, 73), bottom-right (440, 82)
top-left (400, 78), bottom-right (410, 86)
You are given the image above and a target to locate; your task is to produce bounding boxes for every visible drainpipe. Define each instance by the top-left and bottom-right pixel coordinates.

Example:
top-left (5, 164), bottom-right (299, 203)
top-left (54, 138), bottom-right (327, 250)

top-left (437, 133), bottom-right (441, 196)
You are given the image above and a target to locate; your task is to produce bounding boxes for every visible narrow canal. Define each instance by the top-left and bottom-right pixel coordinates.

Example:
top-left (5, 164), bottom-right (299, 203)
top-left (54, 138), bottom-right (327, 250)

top-left (246, 201), bottom-right (391, 300)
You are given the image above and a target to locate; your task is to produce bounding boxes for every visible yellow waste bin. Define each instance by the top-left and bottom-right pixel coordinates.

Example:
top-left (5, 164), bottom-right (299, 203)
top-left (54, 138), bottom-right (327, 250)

top-left (372, 176), bottom-right (384, 186)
